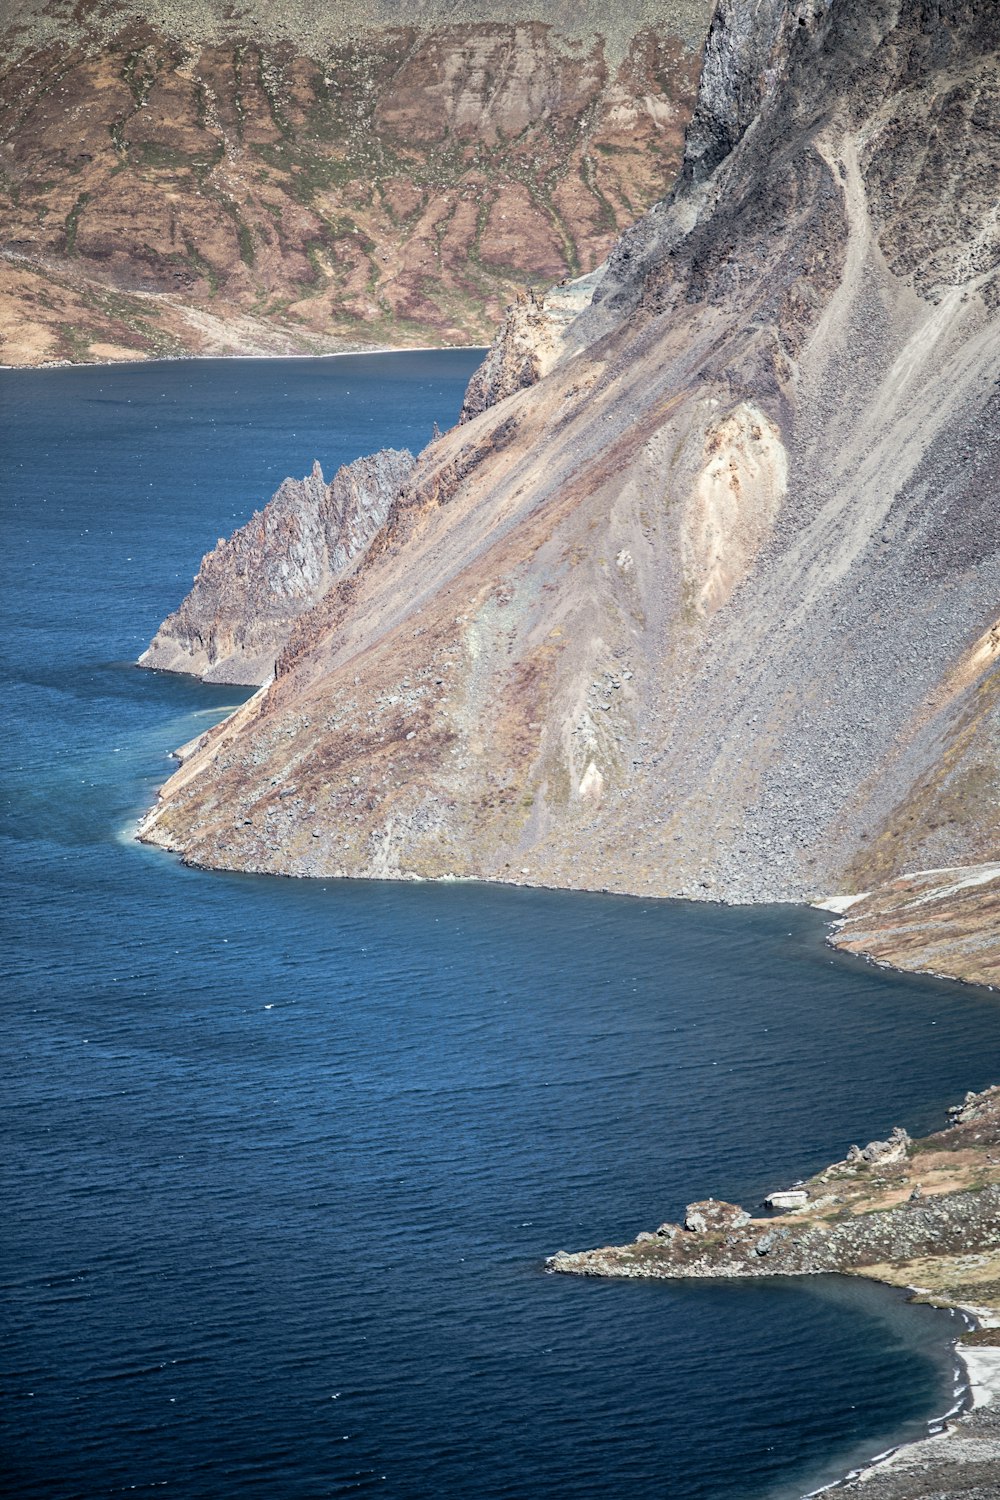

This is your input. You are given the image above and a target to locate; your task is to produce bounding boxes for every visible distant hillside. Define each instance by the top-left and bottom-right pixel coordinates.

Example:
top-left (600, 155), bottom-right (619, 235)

top-left (0, 0), bottom-right (711, 363)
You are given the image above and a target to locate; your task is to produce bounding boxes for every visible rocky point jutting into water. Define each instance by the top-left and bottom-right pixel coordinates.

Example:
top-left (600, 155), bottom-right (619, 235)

top-left (0, 0), bottom-right (710, 363)
top-left (137, 0), bottom-right (999, 986)
top-left (140, 448), bottom-right (415, 684)
top-left (548, 1086), bottom-right (1000, 1299)
top-left (551, 1086), bottom-right (1000, 1496)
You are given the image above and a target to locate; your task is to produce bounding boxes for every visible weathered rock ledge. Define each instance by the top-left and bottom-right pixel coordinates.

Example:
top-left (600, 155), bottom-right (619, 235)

top-left (822, 866), bottom-right (1000, 990)
top-left (459, 267), bottom-right (604, 420)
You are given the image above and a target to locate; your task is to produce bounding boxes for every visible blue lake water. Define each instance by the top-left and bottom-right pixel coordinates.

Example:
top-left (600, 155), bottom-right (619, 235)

top-left (2, 352), bottom-right (1000, 1500)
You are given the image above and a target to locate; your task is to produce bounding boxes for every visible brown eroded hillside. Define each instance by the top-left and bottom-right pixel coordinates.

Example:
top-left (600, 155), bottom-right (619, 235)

top-left (138, 0), bottom-right (999, 972)
top-left (0, 0), bottom-right (709, 363)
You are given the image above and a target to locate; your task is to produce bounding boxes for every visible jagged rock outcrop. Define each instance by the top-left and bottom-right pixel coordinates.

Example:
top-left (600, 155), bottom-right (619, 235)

top-left (137, 0), bottom-right (999, 963)
top-left (682, 1199), bottom-right (750, 1234)
top-left (459, 268), bottom-right (604, 420)
top-left (0, 0), bottom-right (708, 364)
top-left (139, 449), bottom-right (414, 684)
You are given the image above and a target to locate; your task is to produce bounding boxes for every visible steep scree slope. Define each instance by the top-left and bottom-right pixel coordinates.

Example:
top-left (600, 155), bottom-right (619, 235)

top-left (138, 0), bottom-right (999, 930)
top-left (0, 0), bottom-right (709, 363)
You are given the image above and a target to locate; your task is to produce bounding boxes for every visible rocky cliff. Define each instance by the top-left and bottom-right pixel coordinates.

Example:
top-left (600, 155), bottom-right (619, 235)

top-left (140, 448), bottom-right (414, 684)
top-left (0, 0), bottom-right (708, 364)
top-left (137, 0), bottom-right (999, 959)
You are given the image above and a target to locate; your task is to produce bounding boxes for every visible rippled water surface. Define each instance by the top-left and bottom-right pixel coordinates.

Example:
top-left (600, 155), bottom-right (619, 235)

top-left (3, 354), bottom-right (1000, 1500)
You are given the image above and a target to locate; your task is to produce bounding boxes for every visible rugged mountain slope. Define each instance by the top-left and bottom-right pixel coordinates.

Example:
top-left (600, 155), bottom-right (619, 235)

top-left (138, 0), bottom-right (999, 934)
top-left (0, 0), bottom-right (709, 363)
top-left (139, 449), bottom-right (415, 684)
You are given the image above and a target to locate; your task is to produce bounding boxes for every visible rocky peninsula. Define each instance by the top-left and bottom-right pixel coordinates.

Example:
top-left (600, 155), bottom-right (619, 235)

top-left (139, 448), bottom-right (415, 684)
top-left (549, 1088), bottom-right (1000, 1304)
top-left (549, 1085), bottom-right (1000, 1495)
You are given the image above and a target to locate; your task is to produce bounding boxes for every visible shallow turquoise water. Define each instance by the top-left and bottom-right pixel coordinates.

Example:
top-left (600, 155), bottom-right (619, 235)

top-left (2, 353), bottom-right (998, 1500)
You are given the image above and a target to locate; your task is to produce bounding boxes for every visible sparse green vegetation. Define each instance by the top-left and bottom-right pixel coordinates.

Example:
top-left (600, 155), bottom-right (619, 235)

top-left (57, 322), bottom-right (93, 361)
top-left (63, 190), bottom-right (90, 254)
top-left (180, 235), bottom-right (219, 295)
top-left (121, 48), bottom-right (156, 108)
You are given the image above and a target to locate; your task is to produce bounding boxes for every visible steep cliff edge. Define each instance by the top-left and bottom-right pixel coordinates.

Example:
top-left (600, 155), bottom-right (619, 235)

top-left (138, 0), bottom-right (999, 960)
top-left (0, 0), bottom-right (708, 363)
top-left (140, 449), bottom-right (415, 685)
top-left (459, 268), bottom-right (605, 419)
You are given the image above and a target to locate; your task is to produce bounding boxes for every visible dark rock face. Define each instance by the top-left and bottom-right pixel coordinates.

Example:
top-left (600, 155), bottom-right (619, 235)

top-left (680, 0), bottom-right (786, 186)
top-left (139, 449), bottom-right (414, 684)
top-left (594, 0), bottom-right (1000, 323)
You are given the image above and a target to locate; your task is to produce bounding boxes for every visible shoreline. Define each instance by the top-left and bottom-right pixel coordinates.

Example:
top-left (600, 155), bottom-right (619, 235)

top-left (802, 1300), bottom-right (976, 1497)
top-left (133, 790), bottom-right (1000, 991)
top-left (802, 1282), bottom-right (1000, 1496)
top-left (0, 342), bottom-right (489, 373)
top-left (132, 674), bottom-right (1000, 1500)
top-left (825, 1314), bottom-right (1000, 1497)
top-left (129, 678), bottom-right (998, 995)
top-left (132, 799), bottom-right (1000, 1495)
top-left (546, 1082), bottom-right (1000, 1496)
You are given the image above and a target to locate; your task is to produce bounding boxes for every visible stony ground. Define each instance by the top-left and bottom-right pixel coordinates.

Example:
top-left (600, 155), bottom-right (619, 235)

top-left (548, 1087), bottom-right (1000, 1303)
top-left (832, 1400), bottom-right (1000, 1499)
top-left (824, 867), bottom-right (1000, 988)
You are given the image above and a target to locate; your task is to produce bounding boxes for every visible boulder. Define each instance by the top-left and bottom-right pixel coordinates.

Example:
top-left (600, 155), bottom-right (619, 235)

top-left (765, 1188), bottom-right (809, 1210)
top-left (846, 1126), bottom-right (911, 1167)
top-left (683, 1199), bottom-right (751, 1233)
